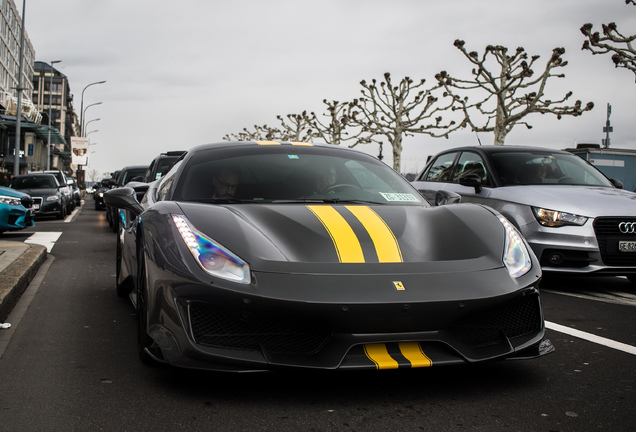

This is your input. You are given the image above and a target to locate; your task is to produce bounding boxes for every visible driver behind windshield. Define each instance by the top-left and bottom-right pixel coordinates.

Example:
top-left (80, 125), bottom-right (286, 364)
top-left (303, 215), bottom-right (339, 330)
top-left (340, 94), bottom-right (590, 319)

top-left (312, 166), bottom-right (337, 194)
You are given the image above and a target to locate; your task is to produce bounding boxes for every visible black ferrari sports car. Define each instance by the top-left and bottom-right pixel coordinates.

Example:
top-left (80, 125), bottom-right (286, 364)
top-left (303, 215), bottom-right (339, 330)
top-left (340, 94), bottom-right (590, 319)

top-left (105, 141), bottom-right (554, 371)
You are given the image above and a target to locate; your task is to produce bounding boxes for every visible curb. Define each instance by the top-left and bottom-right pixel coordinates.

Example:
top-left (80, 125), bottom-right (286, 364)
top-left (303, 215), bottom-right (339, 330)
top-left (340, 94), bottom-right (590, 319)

top-left (0, 244), bottom-right (47, 322)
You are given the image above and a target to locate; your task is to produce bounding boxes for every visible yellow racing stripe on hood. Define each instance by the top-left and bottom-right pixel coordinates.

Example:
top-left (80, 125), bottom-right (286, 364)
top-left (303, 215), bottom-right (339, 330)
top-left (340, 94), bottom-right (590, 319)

top-left (364, 344), bottom-right (399, 369)
top-left (398, 342), bottom-right (432, 368)
top-left (346, 206), bottom-right (402, 263)
top-left (307, 205), bottom-right (364, 263)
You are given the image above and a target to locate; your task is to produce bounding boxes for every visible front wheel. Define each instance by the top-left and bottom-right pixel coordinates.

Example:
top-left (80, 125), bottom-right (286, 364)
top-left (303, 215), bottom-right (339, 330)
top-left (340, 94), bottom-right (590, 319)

top-left (136, 250), bottom-right (156, 365)
top-left (116, 239), bottom-right (134, 298)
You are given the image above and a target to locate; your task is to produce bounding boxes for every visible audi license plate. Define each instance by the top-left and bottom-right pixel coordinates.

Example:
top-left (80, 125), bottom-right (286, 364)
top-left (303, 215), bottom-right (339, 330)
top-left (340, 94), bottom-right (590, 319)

top-left (619, 241), bottom-right (636, 252)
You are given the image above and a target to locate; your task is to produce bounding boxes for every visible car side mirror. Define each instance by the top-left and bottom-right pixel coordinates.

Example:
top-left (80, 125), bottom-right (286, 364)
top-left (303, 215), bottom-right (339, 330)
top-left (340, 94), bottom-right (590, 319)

top-left (435, 190), bottom-right (461, 206)
top-left (459, 173), bottom-right (482, 193)
top-left (104, 187), bottom-right (144, 216)
top-left (610, 178), bottom-right (624, 189)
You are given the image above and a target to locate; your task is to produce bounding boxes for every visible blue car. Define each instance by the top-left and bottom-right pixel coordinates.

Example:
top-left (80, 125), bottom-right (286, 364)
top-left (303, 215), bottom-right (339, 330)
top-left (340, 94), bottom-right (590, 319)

top-left (0, 186), bottom-right (34, 233)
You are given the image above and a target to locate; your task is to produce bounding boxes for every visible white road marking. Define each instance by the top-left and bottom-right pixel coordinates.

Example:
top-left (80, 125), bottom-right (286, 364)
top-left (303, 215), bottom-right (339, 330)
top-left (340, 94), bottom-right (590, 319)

top-left (25, 232), bottom-right (62, 252)
top-left (541, 288), bottom-right (636, 306)
top-left (545, 321), bottom-right (636, 356)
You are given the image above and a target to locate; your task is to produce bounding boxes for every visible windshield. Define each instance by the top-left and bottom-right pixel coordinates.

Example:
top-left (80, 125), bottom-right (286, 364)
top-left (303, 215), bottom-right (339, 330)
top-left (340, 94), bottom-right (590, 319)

top-left (13, 175), bottom-right (57, 189)
top-left (173, 146), bottom-right (426, 206)
top-left (491, 151), bottom-right (614, 187)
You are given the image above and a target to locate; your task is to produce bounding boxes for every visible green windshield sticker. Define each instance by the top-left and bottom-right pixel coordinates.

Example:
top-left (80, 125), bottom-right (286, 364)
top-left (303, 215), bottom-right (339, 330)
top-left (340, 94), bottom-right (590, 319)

top-left (288, 155), bottom-right (299, 159)
top-left (379, 192), bottom-right (420, 202)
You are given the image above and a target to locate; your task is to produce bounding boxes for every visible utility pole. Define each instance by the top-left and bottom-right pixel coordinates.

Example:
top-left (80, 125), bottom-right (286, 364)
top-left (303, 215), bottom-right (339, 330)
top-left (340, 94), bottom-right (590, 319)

top-left (602, 103), bottom-right (613, 148)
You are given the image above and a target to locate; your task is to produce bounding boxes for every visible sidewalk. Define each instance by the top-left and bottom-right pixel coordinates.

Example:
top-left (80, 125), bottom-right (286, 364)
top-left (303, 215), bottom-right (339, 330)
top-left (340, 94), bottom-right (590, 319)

top-left (0, 240), bottom-right (47, 322)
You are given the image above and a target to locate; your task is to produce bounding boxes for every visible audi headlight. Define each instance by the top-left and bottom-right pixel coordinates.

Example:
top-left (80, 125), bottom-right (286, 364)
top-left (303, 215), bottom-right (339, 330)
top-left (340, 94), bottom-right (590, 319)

top-left (172, 215), bottom-right (250, 284)
top-left (0, 195), bottom-right (22, 206)
top-left (46, 195), bottom-right (59, 202)
top-left (498, 215), bottom-right (532, 278)
top-left (532, 207), bottom-right (588, 227)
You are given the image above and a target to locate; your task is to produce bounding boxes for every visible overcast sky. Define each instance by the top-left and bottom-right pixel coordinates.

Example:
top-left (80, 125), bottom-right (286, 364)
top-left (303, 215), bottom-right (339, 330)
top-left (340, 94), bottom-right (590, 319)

top-left (25, 0), bottom-right (636, 176)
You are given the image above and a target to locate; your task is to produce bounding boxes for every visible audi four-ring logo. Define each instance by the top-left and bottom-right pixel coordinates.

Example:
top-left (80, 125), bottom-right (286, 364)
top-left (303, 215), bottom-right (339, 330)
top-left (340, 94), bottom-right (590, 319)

top-left (619, 222), bottom-right (636, 233)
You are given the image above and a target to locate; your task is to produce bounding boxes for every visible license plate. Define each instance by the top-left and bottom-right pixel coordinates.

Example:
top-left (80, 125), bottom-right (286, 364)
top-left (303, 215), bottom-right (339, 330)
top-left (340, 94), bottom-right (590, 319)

top-left (619, 241), bottom-right (636, 252)
top-left (32, 204), bottom-right (40, 210)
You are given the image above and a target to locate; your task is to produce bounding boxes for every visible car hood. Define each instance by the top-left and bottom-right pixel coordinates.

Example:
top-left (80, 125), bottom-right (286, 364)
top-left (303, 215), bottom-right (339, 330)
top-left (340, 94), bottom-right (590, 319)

top-left (0, 186), bottom-right (29, 198)
top-left (172, 202), bottom-right (507, 274)
top-left (492, 185), bottom-right (636, 217)
top-left (13, 187), bottom-right (58, 197)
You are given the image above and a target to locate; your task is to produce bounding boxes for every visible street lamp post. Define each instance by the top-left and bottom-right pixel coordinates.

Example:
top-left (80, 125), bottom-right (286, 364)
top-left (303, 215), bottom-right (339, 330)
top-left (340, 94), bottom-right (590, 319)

top-left (81, 103), bottom-right (102, 136)
top-left (46, 60), bottom-right (62, 170)
top-left (13, 0), bottom-right (26, 177)
top-left (79, 80), bottom-right (105, 137)
top-left (84, 118), bottom-right (101, 133)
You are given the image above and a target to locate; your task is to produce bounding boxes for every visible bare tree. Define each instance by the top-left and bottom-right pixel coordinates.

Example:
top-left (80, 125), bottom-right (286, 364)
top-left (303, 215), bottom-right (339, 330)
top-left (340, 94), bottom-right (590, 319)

top-left (581, 1), bottom-right (636, 82)
top-left (348, 73), bottom-right (459, 171)
top-left (275, 112), bottom-right (314, 142)
top-left (223, 124), bottom-right (280, 142)
top-left (309, 99), bottom-right (376, 148)
top-left (436, 40), bottom-right (594, 146)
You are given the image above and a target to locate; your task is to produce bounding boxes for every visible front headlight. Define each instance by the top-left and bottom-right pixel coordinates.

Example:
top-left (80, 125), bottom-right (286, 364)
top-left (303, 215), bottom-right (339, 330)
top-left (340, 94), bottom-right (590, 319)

top-left (0, 195), bottom-right (22, 206)
top-left (498, 215), bottom-right (532, 278)
top-left (532, 207), bottom-right (588, 227)
top-left (172, 214), bottom-right (251, 284)
top-left (46, 195), bottom-right (59, 202)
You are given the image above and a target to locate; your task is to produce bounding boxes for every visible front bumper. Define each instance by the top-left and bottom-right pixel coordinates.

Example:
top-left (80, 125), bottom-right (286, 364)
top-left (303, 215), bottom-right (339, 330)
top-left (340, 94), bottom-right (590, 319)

top-left (142, 266), bottom-right (552, 371)
top-left (0, 204), bottom-right (34, 231)
top-left (523, 217), bottom-right (636, 276)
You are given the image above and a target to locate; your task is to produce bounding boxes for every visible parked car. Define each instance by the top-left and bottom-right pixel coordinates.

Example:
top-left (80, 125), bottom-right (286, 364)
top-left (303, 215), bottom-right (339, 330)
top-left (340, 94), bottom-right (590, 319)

top-left (94, 178), bottom-right (116, 210)
top-left (143, 150), bottom-right (186, 183)
top-left (106, 165), bottom-right (149, 232)
top-left (104, 140), bottom-right (553, 371)
top-left (412, 145), bottom-right (636, 282)
top-left (11, 173), bottom-right (67, 219)
top-left (68, 177), bottom-right (82, 207)
top-left (0, 186), bottom-right (34, 233)
top-left (30, 169), bottom-right (75, 214)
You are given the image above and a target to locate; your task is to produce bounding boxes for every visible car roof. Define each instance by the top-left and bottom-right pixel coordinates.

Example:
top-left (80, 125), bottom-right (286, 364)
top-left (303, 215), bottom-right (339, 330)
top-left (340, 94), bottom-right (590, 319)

top-left (436, 145), bottom-right (572, 156)
top-left (187, 141), bottom-right (357, 155)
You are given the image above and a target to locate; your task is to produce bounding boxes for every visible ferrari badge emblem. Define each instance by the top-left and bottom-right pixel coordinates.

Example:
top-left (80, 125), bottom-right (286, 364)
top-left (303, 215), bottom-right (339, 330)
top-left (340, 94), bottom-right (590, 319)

top-left (393, 281), bottom-right (405, 291)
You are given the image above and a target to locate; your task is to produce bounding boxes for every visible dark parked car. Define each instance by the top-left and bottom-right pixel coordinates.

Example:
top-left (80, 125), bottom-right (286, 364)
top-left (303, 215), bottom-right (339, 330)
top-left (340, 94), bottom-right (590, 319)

top-left (0, 186), bottom-right (34, 233)
top-left (105, 140), bottom-right (553, 371)
top-left (106, 165), bottom-right (149, 231)
top-left (12, 173), bottom-right (67, 219)
top-left (94, 178), bottom-right (116, 210)
top-left (30, 169), bottom-right (75, 214)
top-left (412, 145), bottom-right (636, 282)
top-left (143, 151), bottom-right (186, 183)
top-left (68, 177), bottom-right (82, 207)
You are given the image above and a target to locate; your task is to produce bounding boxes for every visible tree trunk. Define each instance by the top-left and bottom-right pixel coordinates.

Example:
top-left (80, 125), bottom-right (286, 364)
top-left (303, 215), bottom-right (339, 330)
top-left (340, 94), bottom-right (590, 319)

top-left (391, 135), bottom-right (403, 171)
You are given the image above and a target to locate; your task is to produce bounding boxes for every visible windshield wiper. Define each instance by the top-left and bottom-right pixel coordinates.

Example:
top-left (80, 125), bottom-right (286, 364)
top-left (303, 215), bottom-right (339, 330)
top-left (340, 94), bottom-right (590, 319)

top-left (194, 198), bottom-right (254, 204)
top-left (271, 198), bottom-right (385, 205)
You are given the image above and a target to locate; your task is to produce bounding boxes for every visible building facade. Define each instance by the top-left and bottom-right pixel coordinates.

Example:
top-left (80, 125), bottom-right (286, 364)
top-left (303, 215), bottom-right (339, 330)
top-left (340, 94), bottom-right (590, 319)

top-left (0, 0), bottom-right (72, 177)
top-left (32, 61), bottom-right (75, 172)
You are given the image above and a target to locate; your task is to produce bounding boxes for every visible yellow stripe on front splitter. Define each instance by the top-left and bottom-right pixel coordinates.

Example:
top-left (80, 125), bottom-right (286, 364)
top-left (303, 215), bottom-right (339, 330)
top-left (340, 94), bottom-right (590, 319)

top-left (364, 343), bottom-right (433, 369)
top-left (364, 344), bottom-right (399, 369)
top-left (307, 205), bottom-right (364, 263)
top-left (398, 342), bottom-right (432, 368)
top-left (346, 206), bottom-right (402, 263)
top-left (255, 141), bottom-right (281, 145)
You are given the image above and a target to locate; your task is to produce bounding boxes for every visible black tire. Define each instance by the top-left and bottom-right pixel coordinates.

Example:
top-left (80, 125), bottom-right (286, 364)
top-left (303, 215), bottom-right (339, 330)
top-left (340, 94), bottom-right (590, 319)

top-left (136, 249), bottom-right (155, 365)
top-left (56, 202), bottom-right (66, 220)
top-left (116, 239), bottom-right (134, 298)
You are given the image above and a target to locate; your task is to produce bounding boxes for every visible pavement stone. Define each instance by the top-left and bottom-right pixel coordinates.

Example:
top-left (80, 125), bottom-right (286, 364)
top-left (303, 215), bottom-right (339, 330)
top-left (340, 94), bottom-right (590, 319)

top-left (0, 240), bottom-right (47, 322)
